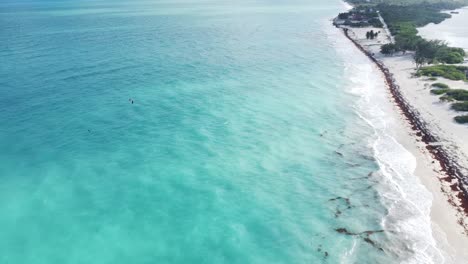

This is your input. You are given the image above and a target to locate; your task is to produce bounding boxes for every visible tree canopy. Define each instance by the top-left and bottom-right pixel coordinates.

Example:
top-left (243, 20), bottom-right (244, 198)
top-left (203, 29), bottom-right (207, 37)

top-left (376, 2), bottom-right (466, 65)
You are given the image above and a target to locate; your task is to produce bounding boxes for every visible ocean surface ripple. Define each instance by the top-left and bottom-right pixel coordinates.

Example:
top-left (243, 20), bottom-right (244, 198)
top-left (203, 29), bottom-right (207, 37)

top-left (0, 0), bottom-right (440, 263)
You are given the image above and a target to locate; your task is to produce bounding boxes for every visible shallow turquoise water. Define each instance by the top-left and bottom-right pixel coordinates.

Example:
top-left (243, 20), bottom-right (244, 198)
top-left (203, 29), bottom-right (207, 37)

top-left (0, 0), bottom-right (407, 263)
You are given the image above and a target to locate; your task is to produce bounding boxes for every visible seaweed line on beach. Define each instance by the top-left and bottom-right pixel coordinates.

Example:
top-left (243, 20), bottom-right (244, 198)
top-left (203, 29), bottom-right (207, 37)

top-left (339, 27), bottom-right (468, 232)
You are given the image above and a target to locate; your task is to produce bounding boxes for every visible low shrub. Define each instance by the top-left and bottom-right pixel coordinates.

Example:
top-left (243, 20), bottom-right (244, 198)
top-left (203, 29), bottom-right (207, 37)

top-left (445, 89), bottom-right (468, 101)
top-left (431, 83), bottom-right (449, 89)
top-left (441, 95), bottom-right (455, 102)
top-left (451, 101), bottom-right (468, 111)
top-left (435, 47), bottom-right (466, 64)
top-left (418, 65), bottom-right (468, 81)
top-left (428, 77), bottom-right (438, 81)
top-left (431, 89), bottom-right (449, 95)
top-left (454, 115), bottom-right (468, 124)
top-left (369, 17), bottom-right (384, 28)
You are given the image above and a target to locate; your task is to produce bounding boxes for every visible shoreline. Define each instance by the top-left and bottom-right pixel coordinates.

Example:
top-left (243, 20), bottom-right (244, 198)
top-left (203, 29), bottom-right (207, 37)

top-left (340, 27), bottom-right (468, 227)
top-left (333, 5), bottom-right (468, 258)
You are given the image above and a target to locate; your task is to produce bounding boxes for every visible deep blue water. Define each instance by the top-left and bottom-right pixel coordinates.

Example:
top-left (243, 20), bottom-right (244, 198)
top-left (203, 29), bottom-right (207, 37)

top-left (0, 0), bottom-right (418, 263)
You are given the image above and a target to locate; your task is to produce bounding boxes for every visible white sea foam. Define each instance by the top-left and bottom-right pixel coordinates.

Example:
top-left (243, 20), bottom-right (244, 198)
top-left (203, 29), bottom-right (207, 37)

top-left (329, 25), bottom-right (447, 263)
top-left (341, 1), bottom-right (353, 11)
top-left (340, 239), bottom-right (358, 264)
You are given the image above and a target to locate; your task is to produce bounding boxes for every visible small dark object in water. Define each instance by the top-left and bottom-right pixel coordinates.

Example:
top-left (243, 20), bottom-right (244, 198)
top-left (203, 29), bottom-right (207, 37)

top-left (335, 228), bottom-right (356, 235)
top-left (335, 209), bottom-right (342, 218)
top-left (361, 230), bottom-right (384, 235)
top-left (363, 237), bottom-right (384, 251)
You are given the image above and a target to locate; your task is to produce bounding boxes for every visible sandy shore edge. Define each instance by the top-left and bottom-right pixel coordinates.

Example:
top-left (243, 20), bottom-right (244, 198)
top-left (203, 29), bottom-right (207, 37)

top-left (337, 25), bottom-right (468, 262)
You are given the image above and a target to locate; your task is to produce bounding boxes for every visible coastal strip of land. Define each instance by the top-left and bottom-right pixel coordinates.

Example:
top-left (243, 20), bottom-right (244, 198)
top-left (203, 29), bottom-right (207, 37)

top-left (341, 27), bottom-right (468, 221)
top-left (334, 0), bottom-right (468, 261)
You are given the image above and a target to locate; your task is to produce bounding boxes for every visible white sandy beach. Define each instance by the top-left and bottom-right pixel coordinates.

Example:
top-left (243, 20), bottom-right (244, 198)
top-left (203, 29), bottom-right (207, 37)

top-left (343, 24), bottom-right (468, 263)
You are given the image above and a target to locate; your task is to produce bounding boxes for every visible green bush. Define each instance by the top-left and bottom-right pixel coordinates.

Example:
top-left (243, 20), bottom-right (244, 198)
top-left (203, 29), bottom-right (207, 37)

top-left (451, 101), bottom-right (468, 111)
top-left (377, 3), bottom-right (467, 64)
top-left (381, 43), bottom-right (399, 55)
top-left (369, 18), bottom-right (384, 28)
top-left (431, 83), bottom-right (449, 89)
top-left (419, 68), bottom-right (445, 77)
top-left (432, 47), bottom-right (466, 64)
top-left (378, 4), bottom-right (453, 29)
top-left (454, 115), bottom-right (468, 124)
top-left (338, 12), bottom-right (349, 19)
top-left (440, 95), bottom-right (455, 102)
top-left (445, 89), bottom-right (468, 101)
top-left (418, 65), bottom-right (468, 81)
top-left (428, 77), bottom-right (438, 81)
top-left (431, 89), bottom-right (449, 95)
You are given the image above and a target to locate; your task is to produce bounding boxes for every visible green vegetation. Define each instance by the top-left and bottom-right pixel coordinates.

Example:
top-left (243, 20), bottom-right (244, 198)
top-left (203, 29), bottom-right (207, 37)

top-left (336, 6), bottom-right (382, 28)
top-left (431, 83), bottom-right (449, 89)
top-left (416, 65), bottom-right (468, 81)
top-left (414, 40), bottom-right (466, 67)
top-left (347, 0), bottom-right (468, 6)
top-left (446, 89), bottom-right (468, 101)
top-left (375, 3), bottom-right (466, 65)
top-left (378, 3), bottom-right (458, 28)
top-left (369, 17), bottom-right (383, 28)
top-left (380, 43), bottom-right (400, 55)
top-left (430, 82), bottom-right (450, 96)
top-left (429, 86), bottom-right (468, 100)
top-left (366, 30), bottom-right (380, 40)
top-left (435, 47), bottom-right (466, 64)
top-left (431, 89), bottom-right (449, 95)
top-left (437, 89), bottom-right (468, 101)
top-left (428, 85), bottom-right (468, 122)
top-left (454, 115), bottom-right (468, 124)
top-left (342, 0), bottom-right (468, 125)
top-left (440, 95), bottom-right (455, 102)
top-left (451, 101), bottom-right (468, 111)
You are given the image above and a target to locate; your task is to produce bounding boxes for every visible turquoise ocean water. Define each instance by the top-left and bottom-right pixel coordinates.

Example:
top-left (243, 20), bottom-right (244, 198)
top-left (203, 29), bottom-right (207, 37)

top-left (0, 0), bottom-right (443, 263)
